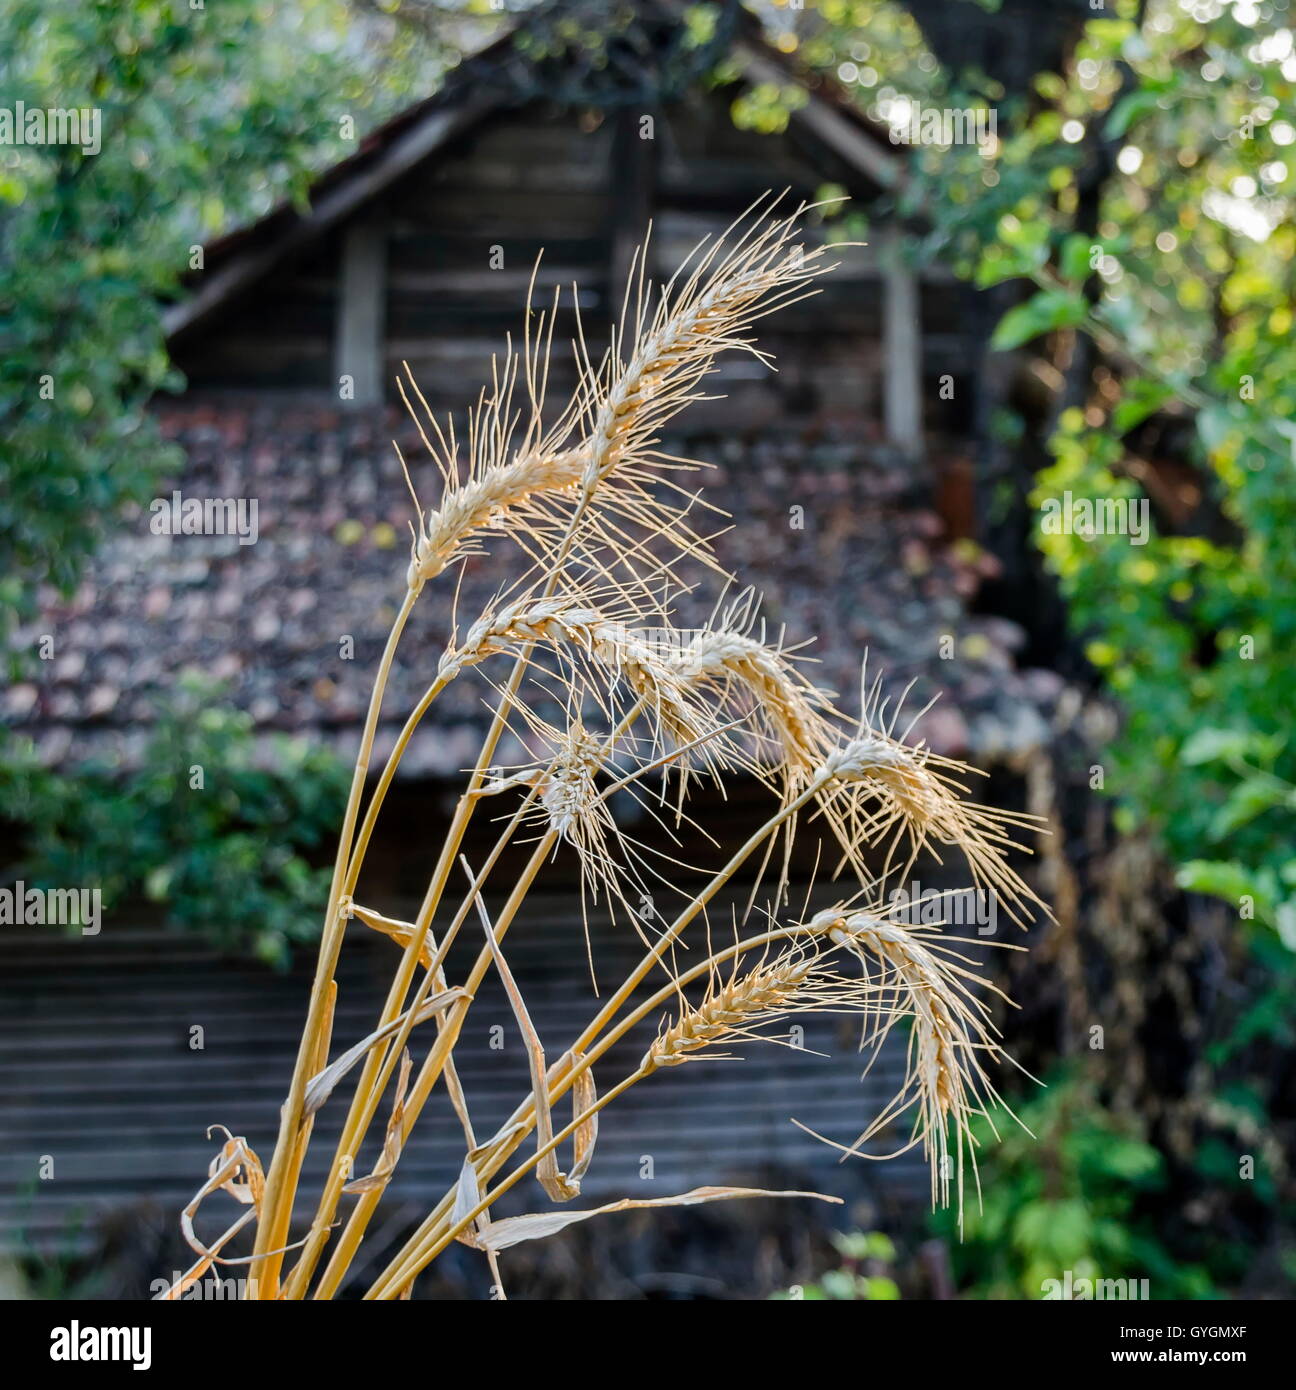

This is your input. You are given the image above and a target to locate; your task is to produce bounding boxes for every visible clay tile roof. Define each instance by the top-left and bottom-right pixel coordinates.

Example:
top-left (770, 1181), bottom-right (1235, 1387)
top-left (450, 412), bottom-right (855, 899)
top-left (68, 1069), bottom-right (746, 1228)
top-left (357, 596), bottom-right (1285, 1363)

top-left (19, 403), bottom-right (1063, 778)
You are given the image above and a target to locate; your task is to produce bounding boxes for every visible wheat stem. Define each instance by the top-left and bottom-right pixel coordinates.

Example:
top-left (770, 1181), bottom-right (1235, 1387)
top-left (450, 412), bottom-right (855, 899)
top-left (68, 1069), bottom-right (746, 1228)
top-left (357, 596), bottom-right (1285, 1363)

top-left (366, 928), bottom-right (839, 1296)
top-left (286, 212), bottom-right (838, 1274)
top-left (252, 584), bottom-right (419, 1295)
top-left (363, 775), bottom-right (829, 1296)
top-left (194, 204), bottom-right (1041, 1304)
top-left (304, 699), bottom-right (654, 1295)
top-left (287, 785), bottom-right (543, 1297)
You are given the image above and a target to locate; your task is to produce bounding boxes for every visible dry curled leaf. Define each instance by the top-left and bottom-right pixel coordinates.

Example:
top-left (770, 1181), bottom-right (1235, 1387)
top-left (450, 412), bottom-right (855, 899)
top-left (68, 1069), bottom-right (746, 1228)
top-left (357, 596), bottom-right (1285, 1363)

top-left (347, 901), bottom-right (437, 971)
top-left (159, 1128), bottom-right (305, 1299)
top-left (464, 1185), bottom-right (839, 1253)
top-left (343, 1049), bottom-right (412, 1195)
top-left (304, 988), bottom-right (464, 1117)
top-left (451, 1155), bottom-right (484, 1247)
top-left (539, 1052), bottom-right (598, 1200)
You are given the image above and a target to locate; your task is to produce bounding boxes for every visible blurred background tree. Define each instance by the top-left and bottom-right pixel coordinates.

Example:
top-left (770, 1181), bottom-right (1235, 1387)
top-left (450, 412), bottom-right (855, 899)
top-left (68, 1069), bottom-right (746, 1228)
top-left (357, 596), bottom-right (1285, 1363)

top-left (775, 0), bottom-right (1296, 1298)
top-left (0, 0), bottom-right (465, 660)
top-left (0, 0), bottom-right (471, 962)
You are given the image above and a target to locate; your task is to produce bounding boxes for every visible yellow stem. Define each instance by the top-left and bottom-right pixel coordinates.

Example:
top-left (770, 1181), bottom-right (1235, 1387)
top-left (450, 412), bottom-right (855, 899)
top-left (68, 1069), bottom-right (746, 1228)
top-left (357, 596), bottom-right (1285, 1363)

top-left (252, 585), bottom-right (418, 1296)
top-left (340, 675), bottom-right (448, 895)
top-left (369, 923), bottom-right (819, 1297)
top-left (304, 697), bottom-right (647, 1296)
top-left (372, 1073), bottom-right (644, 1297)
top-left (304, 794), bottom-right (538, 1298)
top-left (364, 778), bottom-right (828, 1297)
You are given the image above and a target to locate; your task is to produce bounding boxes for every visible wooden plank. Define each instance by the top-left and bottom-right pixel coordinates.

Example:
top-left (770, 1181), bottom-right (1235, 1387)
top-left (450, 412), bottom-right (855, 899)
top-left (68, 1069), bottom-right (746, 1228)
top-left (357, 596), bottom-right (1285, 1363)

top-left (334, 215), bottom-right (387, 407)
top-left (608, 108), bottom-right (657, 327)
top-left (882, 224), bottom-right (924, 455)
top-left (164, 96), bottom-right (497, 341)
top-left (0, 892), bottom-right (935, 1251)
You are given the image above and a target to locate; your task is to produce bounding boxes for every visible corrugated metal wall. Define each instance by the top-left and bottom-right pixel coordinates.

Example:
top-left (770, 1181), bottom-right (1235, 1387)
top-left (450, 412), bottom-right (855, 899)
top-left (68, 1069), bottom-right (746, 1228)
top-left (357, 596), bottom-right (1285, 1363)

top-left (0, 890), bottom-right (929, 1271)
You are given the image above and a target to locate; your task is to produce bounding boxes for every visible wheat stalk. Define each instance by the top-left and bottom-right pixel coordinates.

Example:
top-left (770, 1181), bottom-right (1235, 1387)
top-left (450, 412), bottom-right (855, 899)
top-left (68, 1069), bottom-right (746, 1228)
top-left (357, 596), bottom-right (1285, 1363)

top-left (800, 901), bottom-right (1027, 1230)
top-left (815, 702), bottom-right (1052, 926)
top-left (405, 198), bottom-right (831, 593)
top-left (167, 199), bottom-right (1046, 1303)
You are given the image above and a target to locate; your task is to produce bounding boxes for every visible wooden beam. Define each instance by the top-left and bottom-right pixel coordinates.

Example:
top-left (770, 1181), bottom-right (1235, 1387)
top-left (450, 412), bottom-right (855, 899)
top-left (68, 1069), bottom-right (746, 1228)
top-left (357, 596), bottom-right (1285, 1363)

top-left (608, 108), bottom-right (657, 327)
top-left (164, 97), bottom-right (495, 341)
top-left (731, 42), bottom-right (901, 192)
top-left (882, 224), bottom-right (923, 455)
top-left (335, 215), bottom-right (387, 408)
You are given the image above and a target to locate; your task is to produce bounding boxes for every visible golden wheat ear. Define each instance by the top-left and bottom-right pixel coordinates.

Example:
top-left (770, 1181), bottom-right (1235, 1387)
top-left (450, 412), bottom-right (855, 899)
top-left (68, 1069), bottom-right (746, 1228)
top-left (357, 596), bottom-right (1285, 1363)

top-left (806, 667), bottom-right (1052, 927)
top-left (799, 902), bottom-right (1033, 1232)
top-left (640, 938), bottom-right (896, 1073)
top-left (403, 197), bottom-right (840, 592)
top-left (233, 196), bottom-right (1052, 1302)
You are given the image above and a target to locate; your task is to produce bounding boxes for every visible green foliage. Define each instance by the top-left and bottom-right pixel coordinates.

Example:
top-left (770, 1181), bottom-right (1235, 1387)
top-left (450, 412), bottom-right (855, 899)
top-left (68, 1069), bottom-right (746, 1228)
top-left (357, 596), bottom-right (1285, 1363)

top-left (931, 1075), bottom-right (1214, 1300)
top-left (989, 288), bottom-right (1088, 349)
top-left (787, 0), bottom-right (1296, 1295)
top-left (730, 80), bottom-right (807, 135)
top-left (2, 675), bottom-right (349, 966)
top-left (0, 0), bottom-right (450, 667)
top-left (803, 0), bottom-right (1296, 945)
top-left (1033, 385), bottom-right (1296, 940)
top-left (771, 1230), bottom-right (901, 1300)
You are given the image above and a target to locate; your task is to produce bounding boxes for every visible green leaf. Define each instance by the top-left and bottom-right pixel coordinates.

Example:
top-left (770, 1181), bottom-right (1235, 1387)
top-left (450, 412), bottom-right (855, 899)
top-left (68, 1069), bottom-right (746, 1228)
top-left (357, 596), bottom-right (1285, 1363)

top-left (1210, 779), bottom-right (1287, 840)
top-left (1059, 233), bottom-right (1095, 284)
top-left (1105, 89), bottom-right (1161, 139)
top-left (1179, 728), bottom-right (1251, 767)
top-left (144, 865), bottom-right (173, 902)
top-left (1175, 860), bottom-right (1256, 907)
top-left (991, 290), bottom-right (1088, 350)
top-left (1275, 901), bottom-right (1296, 952)
top-left (1113, 379), bottom-right (1174, 434)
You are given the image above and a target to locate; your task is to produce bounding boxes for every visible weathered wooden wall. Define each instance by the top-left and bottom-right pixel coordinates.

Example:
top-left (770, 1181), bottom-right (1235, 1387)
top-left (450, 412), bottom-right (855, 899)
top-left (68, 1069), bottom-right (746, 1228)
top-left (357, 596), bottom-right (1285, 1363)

top-left (172, 87), bottom-right (972, 442)
top-left (0, 889), bottom-right (930, 1267)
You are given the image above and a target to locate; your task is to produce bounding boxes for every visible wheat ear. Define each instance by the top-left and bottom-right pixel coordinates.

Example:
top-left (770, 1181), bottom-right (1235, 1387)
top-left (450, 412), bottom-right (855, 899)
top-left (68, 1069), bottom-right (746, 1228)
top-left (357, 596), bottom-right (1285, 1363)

top-left (801, 903), bottom-right (1027, 1230)
top-left (406, 199), bottom-right (836, 589)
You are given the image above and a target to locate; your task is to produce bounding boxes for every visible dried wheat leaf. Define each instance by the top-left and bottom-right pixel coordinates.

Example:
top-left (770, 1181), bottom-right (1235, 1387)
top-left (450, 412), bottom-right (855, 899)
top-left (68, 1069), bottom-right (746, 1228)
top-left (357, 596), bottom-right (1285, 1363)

top-left (461, 855), bottom-right (584, 1203)
top-left (208, 1128), bottom-right (264, 1208)
top-left (451, 1155), bottom-right (484, 1247)
top-left (177, 1208), bottom-right (256, 1272)
top-left (537, 1155), bottom-right (580, 1202)
top-left (166, 1129), bottom-right (308, 1289)
top-left (348, 902), bottom-right (436, 971)
top-left (343, 1049), bottom-right (412, 1195)
top-left (304, 989), bottom-right (464, 1117)
top-left (467, 1186), bottom-right (839, 1253)
top-left (156, 1207), bottom-right (253, 1301)
top-left (468, 1122), bottom-right (526, 1165)
top-left (567, 1053), bottom-right (597, 1187)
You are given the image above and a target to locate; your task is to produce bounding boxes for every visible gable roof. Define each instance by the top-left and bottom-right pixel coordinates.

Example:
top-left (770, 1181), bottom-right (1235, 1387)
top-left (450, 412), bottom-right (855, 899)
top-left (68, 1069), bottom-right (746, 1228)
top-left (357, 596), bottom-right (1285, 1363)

top-left (163, 0), bottom-right (901, 341)
top-left (11, 3), bottom-right (1069, 778)
top-left (11, 398), bottom-right (1061, 777)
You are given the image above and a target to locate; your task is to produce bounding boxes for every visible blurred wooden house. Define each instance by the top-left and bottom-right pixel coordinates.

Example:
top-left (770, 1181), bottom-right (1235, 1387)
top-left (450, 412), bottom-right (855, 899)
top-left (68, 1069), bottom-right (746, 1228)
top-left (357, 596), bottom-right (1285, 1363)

top-left (2, 0), bottom-right (1065, 1282)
